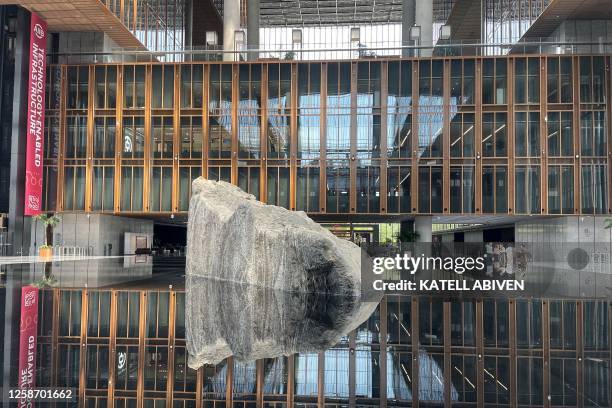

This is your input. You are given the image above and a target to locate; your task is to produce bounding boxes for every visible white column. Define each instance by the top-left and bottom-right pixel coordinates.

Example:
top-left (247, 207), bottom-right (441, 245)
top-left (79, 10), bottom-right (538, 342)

top-left (247, 0), bottom-right (260, 60)
top-left (223, 0), bottom-right (240, 61)
top-left (401, 0), bottom-right (415, 57)
top-left (415, 0), bottom-right (433, 57)
top-left (184, 0), bottom-right (193, 60)
top-left (414, 216), bottom-right (433, 242)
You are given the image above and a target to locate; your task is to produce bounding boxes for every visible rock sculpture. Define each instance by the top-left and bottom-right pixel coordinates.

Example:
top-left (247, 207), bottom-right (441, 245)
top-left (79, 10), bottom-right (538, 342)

top-left (186, 178), bottom-right (378, 367)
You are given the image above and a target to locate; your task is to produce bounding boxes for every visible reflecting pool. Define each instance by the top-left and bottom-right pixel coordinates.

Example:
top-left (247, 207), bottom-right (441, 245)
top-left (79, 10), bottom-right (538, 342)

top-left (0, 256), bottom-right (610, 407)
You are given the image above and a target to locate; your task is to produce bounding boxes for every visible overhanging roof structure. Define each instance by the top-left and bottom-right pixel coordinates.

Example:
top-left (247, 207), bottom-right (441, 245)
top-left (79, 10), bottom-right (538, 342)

top-left (519, 0), bottom-right (612, 40)
top-left (0, 0), bottom-right (147, 50)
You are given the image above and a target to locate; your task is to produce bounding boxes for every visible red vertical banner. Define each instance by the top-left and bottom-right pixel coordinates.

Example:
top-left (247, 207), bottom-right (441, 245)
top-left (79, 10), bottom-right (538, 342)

top-left (18, 285), bottom-right (39, 407)
top-left (24, 12), bottom-right (48, 216)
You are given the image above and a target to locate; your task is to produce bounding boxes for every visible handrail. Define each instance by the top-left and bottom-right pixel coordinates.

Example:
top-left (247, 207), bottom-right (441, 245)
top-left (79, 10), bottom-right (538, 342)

top-left (45, 40), bottom-right (612, 59)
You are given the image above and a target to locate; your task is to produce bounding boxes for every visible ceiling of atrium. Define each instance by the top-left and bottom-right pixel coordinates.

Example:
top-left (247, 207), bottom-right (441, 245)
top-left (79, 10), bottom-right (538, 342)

top-left (259, 0), bottom-right (454, 26)
top-left (0, 0), bottom-right (146, 49)
top-left (518, 0), bottom-right (612, 40)
top-left (260, 0), bottom-right (402, 26)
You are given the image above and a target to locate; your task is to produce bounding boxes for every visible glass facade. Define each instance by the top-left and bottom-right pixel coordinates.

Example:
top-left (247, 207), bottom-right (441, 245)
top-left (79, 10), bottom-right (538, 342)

top-left (43, 56), bottom-right (611, 216)
top-left (483, 0), bottom-right (552, 49)
top-left (102, 0), bottom-right (186, 57)
top-left (36, 288), bottom-right (611, 407)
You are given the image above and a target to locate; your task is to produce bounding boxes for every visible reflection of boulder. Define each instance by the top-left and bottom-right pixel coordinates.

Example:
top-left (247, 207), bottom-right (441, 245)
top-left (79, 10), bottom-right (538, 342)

top-left (186, 277), bottom-right (378, 367)
top-left (267, 125), bottom-right (288, 154)
top-left (186, 178), bottom-right (377, 367)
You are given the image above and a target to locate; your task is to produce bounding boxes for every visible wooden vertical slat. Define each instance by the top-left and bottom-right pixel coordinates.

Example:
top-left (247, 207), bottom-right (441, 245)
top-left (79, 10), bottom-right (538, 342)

top-left (50, 288), bottom-right (60, 388)
top-left (411, 297), bottom-right (419, 408)
top-left (379, 297), bottom-right (388, 408)
top-left (173, 64), bottom-right (181, 212)
top-left (57, 66), bottom-right (67, 212)
top-left (143, 65), bottom-right (152, 212)
top-left (317, 352), bottom-right (325, 408)
top-left (287, 354), bottom-right (295, 408)
top-left (231, 64), bottom-right (238, 185)
top-left (119, 0), bottom-right (125, 21)
top-left (290, 62), bottom-right (298, 210)
top-left (319, 63), bottom-right (328, 213)
top-left (606, 55), bottom-right (612, 214)
top-left (542, 300), bottom-right (550, 408)
top-left (350, 61), bottom-right (358, 213)
top-left (46, 67), bottom-right (61, 213)
top-left (476, 299), bottom-right (485, 408)
top-left (142, 0), bottom-right (148, 49)
top-left (85, 66), bottom-right (95, 212)
top-left (108, 290), bottom-right (118, 408)
top-left (507, 58), bottom-right (515, 214)
top-left (540, 56), bottom-right (549, 214)
top-left (475, 59), bottom-right (483, 213)
top-left (256, 359), bottom-right (264, 408)
top-left (443, 59), bottom-right (451, 214)
top-left (132, 0), bottom-right (137, 34)
top-left (411, 60), bottom-right (419, 213)
top-left (508, 299), bottom-right (517, 408)
top-left (260, 64), bottom-right (268, 201)
top-left (380, 61), bottom-right (388, 214)
top-left (78, 289), bottom-right (89, 406)
top-left (202, 64), bottom-right (209, 179)
top-left (348, 330), bottom-right (356, 408)
top-left (573, 56), bottom-right (582, 214)
top-left (136, 291), bottom-right (147, 408)
top-left (443, 300), bottom-right (451, 407)
top-left (114, 65), bottom-right (124, 213)
top-left (196, 366), bottom-right (203, 408)
top-left (226, 356), bottom-right (234, 408)
top-left (609, 301), bottom-right (612, 408)
top-left (576, 301), bottom-right (584, 408)
top-left (167, 291), bottom-right (177, 406)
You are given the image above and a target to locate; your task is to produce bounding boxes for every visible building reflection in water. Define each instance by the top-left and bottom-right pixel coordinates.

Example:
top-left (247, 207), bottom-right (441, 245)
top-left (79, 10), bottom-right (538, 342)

top-left (33, 298), bottom-right (610, 407)
top-left (12, 258), bottom-right (608, 408)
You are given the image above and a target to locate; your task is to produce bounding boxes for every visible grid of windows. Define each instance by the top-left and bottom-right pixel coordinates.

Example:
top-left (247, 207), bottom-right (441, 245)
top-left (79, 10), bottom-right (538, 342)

top-left (44, 57), bottom-right (612, 216)
top-left (238, 65), bottom-right (262, 159)
top-left (38, 290), bottom-right (611, 407)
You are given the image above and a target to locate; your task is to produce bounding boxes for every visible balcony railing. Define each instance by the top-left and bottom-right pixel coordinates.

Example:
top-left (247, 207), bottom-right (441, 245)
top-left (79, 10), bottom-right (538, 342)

top-left (47, 40), bottom-right (612, 64)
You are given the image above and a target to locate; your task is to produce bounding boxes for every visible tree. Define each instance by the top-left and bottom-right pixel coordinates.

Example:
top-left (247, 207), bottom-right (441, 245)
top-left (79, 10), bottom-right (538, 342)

top-left (34, 213), bottom-right (61, 248)
top-left (32, 262), bottom-right (57, 288)
top-left (33, 214), bottom-right (60, 286)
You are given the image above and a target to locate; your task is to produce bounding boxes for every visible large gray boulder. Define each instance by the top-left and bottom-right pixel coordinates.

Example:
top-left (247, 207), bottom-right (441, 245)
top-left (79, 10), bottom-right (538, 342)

top-left (186, 178), bottom-right (378, 367)
top-left (186, 178), bottom-right (363, 294)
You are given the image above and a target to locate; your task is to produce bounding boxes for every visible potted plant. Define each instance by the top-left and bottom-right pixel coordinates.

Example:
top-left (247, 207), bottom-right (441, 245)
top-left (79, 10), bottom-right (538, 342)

top-left (34, 213), bottom-right (60, 258)
top-left (395, 229), bottom-right (420, 243)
